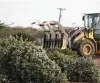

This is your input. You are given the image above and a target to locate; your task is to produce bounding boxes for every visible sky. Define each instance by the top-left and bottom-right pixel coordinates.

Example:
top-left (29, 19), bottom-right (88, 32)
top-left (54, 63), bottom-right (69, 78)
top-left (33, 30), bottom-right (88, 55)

top-left (0, 0), bottom-right (100, 27)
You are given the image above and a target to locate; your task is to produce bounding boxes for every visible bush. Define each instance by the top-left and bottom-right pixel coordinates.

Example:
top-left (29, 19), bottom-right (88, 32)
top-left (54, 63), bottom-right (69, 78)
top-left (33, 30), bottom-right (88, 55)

top-left (0, 27), bottom-right (38, 38)
top-left (12, 33), bottom-right (36, 42)
top-left (67, 57), bottom-right (100, 82)
top-left (0, 37), bottom-right (68, 83)
top-left (46, 49), bottom-right (78, 72)
top-left (46, 49), bottom-right (100, 82)
top-left (0, 27), bottom-right (43, 45)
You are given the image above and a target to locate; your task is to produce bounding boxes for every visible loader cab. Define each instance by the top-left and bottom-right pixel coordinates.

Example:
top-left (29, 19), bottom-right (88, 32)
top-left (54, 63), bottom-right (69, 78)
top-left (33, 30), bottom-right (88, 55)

top-left (83, 13), bottom-right (100, 29)
top-left (83, 13), bottom-right (100, 40)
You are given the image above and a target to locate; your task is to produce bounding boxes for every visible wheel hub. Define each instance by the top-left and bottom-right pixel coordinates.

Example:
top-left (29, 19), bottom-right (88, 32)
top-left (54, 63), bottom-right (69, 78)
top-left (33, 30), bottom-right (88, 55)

top-left (83, 44), bottom-right (92, 56)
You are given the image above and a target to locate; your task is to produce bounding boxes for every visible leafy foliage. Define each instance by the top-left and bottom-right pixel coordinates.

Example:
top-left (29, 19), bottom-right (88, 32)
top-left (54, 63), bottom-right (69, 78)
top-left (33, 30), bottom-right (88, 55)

top-left (0, 37), bottom-right (68, 83)
top-left (12, 33), bottom-right (36, 41)
top-left (0, 26), bottom-right (100, 82)
top-left (66, 57), bottom-right (100, 82)
top-left (46, 49), bottom-right (100, 82)
top-left (46, 49), bottom-right (77, 72)
top-left (0, 22), bottom-right (9, 30)
top-left (0, 27), bottom-right (39, 38)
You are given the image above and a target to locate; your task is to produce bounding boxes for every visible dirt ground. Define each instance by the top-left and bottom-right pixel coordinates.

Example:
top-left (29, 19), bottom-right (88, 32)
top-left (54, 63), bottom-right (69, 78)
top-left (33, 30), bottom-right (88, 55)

top-left (95, 55), bottom-right (100, 65)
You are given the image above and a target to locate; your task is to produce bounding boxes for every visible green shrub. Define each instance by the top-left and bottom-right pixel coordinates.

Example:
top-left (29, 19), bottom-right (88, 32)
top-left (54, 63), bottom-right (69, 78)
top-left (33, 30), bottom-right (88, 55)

top-left (46, 49), bottom-right (77, 82)
top-left (66, 57), bottom-right (100, 82)
top-left (12, 33), bottom-right (36, 42)
top-left (46, 49), bottom-right (78, 72)
top-left (0, 27), bottom-right (38, 38)
top-left (46, 49), bottom-right (100, 82)
top-left (0, 27), bottom-right (43, 45)
top-left (0, 23), bottom-right (9, 30)
top-left (0, 37), bottom-right (68, 83)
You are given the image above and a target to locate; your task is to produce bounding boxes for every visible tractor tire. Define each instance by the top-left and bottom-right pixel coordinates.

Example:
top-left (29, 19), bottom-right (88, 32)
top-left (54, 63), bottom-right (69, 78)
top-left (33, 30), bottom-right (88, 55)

top-left (78, 40), bottom-right (95, 57)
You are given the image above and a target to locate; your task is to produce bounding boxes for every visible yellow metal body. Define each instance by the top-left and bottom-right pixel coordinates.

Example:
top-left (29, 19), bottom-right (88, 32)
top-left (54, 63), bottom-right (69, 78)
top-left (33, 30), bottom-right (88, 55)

top-left (88, 30), bottom-right (94, 39)
top-left (86, 29), bottom-right (100, 55)
top-left (81, 30), bottom-right (94, 40)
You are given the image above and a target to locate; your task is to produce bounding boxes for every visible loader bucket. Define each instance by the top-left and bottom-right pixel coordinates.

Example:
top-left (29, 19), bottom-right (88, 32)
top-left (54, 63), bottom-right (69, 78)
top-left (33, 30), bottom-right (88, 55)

top-left (39, 21), bottom-right (68, 49)
top-left (43, 32), bottom-right (54, 48)
top-left (54, 31), bottom-right (63, 48)
top-left (43, 31), bottom-right (51, 48)
top-left (43, 31), bottom-right (64, 49)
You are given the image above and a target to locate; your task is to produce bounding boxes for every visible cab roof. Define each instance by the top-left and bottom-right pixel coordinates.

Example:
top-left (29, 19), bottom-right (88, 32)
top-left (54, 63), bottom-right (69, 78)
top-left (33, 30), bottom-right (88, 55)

top-left (85, 13), bottom-right (100, 16)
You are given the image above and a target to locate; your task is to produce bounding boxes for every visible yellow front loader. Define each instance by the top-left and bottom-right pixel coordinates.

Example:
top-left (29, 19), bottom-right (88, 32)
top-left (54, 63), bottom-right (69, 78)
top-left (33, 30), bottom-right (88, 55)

top-left (39, 13), bottom-right (100, 57)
